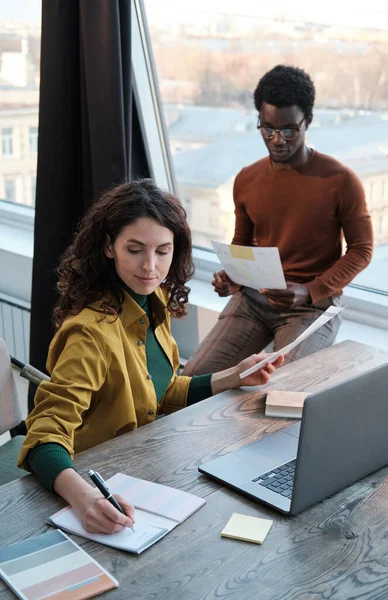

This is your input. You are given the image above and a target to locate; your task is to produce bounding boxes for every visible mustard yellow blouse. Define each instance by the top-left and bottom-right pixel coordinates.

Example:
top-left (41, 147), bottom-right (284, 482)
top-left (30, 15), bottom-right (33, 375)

top-left (18, 287), bottom-right (191, 470)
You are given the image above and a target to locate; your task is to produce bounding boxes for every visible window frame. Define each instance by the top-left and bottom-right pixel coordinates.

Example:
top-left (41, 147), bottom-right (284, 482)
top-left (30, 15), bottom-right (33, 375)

top-left (132, 0), bottom-right (177, 193)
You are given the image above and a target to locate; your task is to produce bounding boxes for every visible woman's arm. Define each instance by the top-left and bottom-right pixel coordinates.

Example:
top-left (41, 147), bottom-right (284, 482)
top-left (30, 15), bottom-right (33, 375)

top-left (19, 323), bottom-right (136, 534)
top-left (211, 353), bottom-right (284, 395)
top-left (28, 442), bottom-right (135, 533)
top-left (163, 352), bottom-right (283, 411)
top-left (54, 468), bottom-right (135, 534)
top-left (18, 324), bottom-right (108, 471)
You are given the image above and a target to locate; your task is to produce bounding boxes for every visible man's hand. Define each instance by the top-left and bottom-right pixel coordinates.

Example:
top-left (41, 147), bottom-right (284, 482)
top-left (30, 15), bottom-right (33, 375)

top-left (259, 282), bottom-right (311, 309)
top-left (212, 270), bottom-right (241, 297)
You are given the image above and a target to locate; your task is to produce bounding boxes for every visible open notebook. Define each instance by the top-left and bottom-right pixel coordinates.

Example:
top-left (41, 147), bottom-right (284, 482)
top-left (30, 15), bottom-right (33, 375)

top-left (48, 473), bottom-right (205, 554)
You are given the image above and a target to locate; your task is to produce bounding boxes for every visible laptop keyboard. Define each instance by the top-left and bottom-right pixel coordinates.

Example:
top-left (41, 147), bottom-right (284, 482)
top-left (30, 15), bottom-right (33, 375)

top-left (252, 458), bottom-right (296, 499)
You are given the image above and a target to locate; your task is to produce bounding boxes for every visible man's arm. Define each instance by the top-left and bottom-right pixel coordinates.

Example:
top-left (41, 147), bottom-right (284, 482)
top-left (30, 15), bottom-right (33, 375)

top-left (305, 168), bottom-right (373, 303)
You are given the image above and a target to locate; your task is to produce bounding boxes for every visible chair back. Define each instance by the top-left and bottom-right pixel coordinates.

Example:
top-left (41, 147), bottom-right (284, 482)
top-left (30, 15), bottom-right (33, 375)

top-left (0, 338), bottom-right (22, 436)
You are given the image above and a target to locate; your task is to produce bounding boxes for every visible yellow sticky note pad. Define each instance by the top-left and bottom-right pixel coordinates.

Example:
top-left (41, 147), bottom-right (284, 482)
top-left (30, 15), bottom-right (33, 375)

top-left (229, 245), bottom-right (255, 260)
top-left (221, 513), bottom-right (273, 544)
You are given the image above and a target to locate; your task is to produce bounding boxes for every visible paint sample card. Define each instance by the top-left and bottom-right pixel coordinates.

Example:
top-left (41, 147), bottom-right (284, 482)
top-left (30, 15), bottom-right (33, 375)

top-left (221, 513), bottom-right (273, 544)
top-left (0, 529), bottom-right (118, 600)
top-left (211, 241), bottom-right (286, 290)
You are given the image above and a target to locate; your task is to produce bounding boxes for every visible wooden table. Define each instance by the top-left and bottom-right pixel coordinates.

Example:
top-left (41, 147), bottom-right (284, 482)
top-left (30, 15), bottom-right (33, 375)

top-left (1, 340), bottom-right (388, 600)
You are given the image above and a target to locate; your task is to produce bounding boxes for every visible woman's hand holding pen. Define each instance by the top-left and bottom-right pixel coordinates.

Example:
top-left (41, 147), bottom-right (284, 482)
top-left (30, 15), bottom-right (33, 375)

top-left (53, 468), bottom-right (135, 534)
top-left (77, 488), bottom-right (135, 534)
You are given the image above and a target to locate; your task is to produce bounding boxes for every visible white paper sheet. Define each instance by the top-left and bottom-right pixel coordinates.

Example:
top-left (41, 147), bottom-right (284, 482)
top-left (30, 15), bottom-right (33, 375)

top-left (107, 473), bottom-right (206, 522)
top-left (239, 305), bottom-right (345, 379)
top-left (48, 509), bottom-right (171, 554)
top-left (211, 241), bottom-right (286, 290)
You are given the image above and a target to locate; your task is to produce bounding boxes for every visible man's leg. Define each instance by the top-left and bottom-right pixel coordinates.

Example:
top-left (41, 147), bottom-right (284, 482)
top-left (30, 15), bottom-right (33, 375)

top-left (273, 297), bottom-right (343, 364)
top-left (182, 291), bottom-right (273, 376)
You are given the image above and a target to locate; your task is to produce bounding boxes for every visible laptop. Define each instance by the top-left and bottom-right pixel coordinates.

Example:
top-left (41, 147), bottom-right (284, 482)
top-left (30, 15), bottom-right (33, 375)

top-left (198, 362), bottom-right (388, 515)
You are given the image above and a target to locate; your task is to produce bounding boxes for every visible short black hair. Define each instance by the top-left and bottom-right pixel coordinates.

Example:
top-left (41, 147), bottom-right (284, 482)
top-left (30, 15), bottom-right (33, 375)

top-left (253, 65), bottom-right (315, 122)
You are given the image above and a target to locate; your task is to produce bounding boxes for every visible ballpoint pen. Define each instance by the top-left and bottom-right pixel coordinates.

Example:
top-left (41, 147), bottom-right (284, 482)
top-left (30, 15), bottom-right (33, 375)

top-left (88, 469), bottom-right (135, 532)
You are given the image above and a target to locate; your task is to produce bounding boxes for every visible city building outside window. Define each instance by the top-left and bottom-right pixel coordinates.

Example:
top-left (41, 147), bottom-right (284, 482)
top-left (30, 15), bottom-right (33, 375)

top-left (0, 3), bottom-right (40, 207)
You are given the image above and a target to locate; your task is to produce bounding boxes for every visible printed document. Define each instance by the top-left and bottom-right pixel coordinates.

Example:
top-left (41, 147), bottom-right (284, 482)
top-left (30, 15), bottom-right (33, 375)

top-left (211, 241), bottom-right (286, 290)
top-left (240, 305), bottom-right (345, 379)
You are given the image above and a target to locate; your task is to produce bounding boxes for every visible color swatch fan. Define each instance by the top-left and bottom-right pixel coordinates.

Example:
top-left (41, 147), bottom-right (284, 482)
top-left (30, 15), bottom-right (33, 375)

top-left (0, 529), bottom-right (118, 600)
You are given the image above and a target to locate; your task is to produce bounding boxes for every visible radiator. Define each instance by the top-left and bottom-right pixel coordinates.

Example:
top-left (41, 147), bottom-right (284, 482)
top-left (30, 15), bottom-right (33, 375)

top-left (0, 293), bottom-right (30, 365)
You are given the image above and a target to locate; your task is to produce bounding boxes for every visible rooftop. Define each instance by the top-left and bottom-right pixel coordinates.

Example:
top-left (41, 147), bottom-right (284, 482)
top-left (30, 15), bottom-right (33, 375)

top-left (168, 106), bottom-right (388, 187)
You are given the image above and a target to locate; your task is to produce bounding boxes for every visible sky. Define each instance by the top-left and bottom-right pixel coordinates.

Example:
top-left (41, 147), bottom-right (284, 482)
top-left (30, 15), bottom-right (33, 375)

top-left (145, 0), bottom-right (388, 31)
top-left (0, 0), bottom-right (40, 23)
top-left (0, 1), bottom-right (387, 31)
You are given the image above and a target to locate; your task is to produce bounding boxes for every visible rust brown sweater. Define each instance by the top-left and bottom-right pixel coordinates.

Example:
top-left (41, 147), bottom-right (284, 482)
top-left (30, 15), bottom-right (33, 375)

top-left (232, 150), bottom-right (373, 303)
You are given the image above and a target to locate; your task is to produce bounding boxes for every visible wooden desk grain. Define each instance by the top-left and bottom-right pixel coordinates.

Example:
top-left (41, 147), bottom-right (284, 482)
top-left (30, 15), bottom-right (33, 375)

top-left (1, 340), bottom-right (388, 600)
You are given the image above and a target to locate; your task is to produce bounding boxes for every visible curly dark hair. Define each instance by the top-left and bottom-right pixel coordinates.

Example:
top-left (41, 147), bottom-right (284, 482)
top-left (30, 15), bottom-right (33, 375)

top-left (253, 65), bottom-right (315, 122)
top-left (53, 179), bottom-right (194, 329)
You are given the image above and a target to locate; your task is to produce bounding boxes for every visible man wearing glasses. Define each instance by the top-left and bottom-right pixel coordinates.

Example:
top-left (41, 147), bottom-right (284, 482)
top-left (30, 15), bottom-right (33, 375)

top-left (183, 65), bottom-right (373, 375)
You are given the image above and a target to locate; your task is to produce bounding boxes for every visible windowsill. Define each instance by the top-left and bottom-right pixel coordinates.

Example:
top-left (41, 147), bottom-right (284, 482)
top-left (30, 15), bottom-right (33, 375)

top-left (191, 247), bottom-right (388, 329)
top-left (0, 200), bottom-right (34, 256)
top-left (0, 214), bottom-right (386, 333)
top-left (0, 201), bottom-right (34, 302)
top-left (168, 250), bottom-right (387, 360)
top-left (187, 274), bottom-right (388, 331)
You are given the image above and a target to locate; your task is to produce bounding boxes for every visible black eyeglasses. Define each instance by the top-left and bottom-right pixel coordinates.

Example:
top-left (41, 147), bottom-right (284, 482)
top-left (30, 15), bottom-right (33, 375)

top-left (257, 116), bottom-right (305, 141)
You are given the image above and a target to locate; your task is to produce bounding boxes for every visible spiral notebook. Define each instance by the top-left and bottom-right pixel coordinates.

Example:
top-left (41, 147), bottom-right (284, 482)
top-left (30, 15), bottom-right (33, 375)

top-left (0, 529), bottom-right (118, 600)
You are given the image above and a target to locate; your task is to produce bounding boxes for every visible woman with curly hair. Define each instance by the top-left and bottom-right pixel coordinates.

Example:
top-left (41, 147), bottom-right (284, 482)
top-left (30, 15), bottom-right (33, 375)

top-left (18, 179), bottom-right (283, 534)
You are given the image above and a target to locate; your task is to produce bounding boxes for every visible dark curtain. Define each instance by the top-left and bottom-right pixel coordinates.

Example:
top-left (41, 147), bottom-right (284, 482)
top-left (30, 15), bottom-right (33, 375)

top-left (28, 0), bottom-right (150, 412)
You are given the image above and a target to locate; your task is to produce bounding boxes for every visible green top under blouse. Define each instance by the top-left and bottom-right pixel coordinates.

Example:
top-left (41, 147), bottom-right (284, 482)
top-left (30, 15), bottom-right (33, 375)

top-left (128, 287), bottom-right (212, 404)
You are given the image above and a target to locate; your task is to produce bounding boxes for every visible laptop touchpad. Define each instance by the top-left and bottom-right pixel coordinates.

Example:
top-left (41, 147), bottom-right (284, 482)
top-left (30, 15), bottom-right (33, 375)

top-left (234, 430), bottom-right (299, 472)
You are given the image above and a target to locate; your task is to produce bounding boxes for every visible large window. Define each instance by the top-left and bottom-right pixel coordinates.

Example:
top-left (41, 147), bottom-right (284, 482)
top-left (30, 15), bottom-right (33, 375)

top-left (144, 1), bottom-right (388, 294)
top-left (0, 1), bottom-right (41, 208)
